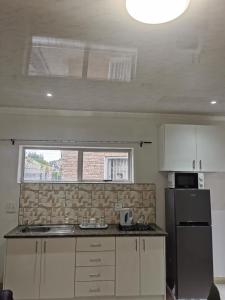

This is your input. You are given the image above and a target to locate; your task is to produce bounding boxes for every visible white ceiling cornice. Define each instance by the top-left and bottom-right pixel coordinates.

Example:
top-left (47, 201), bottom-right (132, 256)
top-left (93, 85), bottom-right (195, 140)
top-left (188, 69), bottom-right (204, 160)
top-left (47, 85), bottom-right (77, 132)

top-left (1, 106), bottom-right (225, 122)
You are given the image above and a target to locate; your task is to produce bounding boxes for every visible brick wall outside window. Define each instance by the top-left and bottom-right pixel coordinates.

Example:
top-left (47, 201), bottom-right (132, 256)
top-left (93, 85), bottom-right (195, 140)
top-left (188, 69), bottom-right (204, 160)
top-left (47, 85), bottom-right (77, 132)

top-left (61, 151), bottom-right (128, 181)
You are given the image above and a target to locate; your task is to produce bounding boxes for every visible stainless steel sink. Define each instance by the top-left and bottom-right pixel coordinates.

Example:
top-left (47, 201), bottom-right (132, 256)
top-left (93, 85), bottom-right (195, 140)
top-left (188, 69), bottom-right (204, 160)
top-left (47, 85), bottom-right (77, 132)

top-left (19, 225), bottom-right (75, 234)
top-left (20, 225), bottom-right (51, 233)
top-left (48, 225), bottom-right (75, 234)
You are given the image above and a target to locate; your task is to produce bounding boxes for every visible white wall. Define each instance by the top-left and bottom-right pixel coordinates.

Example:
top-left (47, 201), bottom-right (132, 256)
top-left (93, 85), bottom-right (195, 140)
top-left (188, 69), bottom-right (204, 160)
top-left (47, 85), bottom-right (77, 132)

top-left (0, 108), bottom-right (225, 282)
top-left (205, 174), bottom-right (225, 277)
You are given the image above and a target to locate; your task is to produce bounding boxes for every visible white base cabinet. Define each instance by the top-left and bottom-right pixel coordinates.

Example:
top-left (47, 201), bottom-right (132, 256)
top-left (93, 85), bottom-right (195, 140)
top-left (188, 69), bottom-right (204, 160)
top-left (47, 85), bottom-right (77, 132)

top-left (75, 237), bottom-right (115, 298)
top-left (4, 238), bottom-right (76, 300)
top-left (116, 237), bottom-right (139, 296)
top-left (140, 237), bottom-right (165, 295)
top-left (4, 236), bottom-right (165, 300)
top-left (39, 238), bottom-right (76, 299)
top-left (116, 237), bottom-right (165, 297)
top-left (4, 239), bottom-right (41, 299)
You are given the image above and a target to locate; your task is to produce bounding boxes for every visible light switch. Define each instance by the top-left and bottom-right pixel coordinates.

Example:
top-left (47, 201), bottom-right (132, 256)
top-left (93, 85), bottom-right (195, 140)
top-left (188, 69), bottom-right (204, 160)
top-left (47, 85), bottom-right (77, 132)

top-left (114, 202), bottom-right (123, 211)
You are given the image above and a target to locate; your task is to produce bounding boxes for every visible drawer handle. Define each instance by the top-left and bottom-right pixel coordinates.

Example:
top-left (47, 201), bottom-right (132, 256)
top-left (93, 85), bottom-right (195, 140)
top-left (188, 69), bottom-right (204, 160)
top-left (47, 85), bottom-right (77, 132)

top-left (90, 258), bottom-right (101, 262)
top-left (35, 240), bottom-right (38, 254)
top-left (89, 273), bottom-right (101, 278)
top-left (89, 288), bottom-right (100, 293)
top-left (143, 239), bottom-right (146, 252)
top-left (90, 243), bottom-right (102, 247)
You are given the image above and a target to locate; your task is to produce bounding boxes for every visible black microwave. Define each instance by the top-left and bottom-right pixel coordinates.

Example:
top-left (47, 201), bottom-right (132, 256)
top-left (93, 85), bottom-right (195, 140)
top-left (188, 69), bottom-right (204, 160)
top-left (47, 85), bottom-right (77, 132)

top-left (168, 172), bottom-right (204, 189)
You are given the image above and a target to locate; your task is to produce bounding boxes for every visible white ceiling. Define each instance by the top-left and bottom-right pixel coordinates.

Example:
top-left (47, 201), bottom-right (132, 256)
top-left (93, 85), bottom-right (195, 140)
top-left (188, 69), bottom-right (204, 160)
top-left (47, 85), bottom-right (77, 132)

top-left (0, 0), bottom-right (225, 114)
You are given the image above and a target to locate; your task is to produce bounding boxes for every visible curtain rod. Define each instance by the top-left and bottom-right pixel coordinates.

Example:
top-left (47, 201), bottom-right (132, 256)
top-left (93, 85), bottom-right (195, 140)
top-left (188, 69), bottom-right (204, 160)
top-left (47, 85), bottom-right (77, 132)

top-left (0, 139), bottom-right (152, 148)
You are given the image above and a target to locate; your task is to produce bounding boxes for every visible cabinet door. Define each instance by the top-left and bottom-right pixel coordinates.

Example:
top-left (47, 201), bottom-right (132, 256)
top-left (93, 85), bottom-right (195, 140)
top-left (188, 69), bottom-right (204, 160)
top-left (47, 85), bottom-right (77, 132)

top-left (140, 237), bottom-right (165, 296)
top-left (116, 237), bottom-right (139, 296)
top-left (40, 238), bottom-right (76, 299)
top-left (161, 124), bottom-right (196, 171)
top-left (197, 125), bottom-right (225, 172)
top-left (4, 239), bottom-right (41, 299)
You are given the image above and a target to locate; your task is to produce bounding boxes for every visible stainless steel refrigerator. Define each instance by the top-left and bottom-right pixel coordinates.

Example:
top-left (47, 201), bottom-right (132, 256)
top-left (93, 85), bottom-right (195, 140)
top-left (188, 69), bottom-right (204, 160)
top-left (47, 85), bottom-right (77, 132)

top-left (165, 189), bottom-right (213, 299)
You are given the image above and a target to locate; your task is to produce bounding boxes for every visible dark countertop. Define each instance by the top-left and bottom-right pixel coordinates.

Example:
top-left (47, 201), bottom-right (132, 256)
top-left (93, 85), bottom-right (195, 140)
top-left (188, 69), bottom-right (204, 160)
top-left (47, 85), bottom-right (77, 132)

top-left (4, 224), bottom-right (167, 238)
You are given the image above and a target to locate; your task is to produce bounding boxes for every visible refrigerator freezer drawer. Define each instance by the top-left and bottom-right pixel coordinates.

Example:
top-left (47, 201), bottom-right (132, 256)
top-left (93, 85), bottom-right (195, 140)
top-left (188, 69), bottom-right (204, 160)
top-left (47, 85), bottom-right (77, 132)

top-left (176, 226), bottom-right (213, 299)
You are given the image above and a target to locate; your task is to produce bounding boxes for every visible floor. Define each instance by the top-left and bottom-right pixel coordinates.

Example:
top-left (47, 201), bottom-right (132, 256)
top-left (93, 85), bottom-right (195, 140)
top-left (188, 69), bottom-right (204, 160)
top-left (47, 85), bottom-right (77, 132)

top-left (0, 283), bottom-right (224, 299)
top-left (217, 284), bottom-right (225, 300)
top-left (166, 284), bottom-right (225, 300)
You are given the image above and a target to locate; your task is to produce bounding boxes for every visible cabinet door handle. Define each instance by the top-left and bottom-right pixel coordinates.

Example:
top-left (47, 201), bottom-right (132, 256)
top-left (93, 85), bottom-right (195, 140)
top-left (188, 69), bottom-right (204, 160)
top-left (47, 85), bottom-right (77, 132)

top-left (199, 160), bottom-right (202, 170)
top-left (90, 243), bottom-right (101, 248)
top-left (135, 238), bottom-right (138, 251)
top-left (143, 239), bottom-right (145, 252)
top-left (43, 240), bottom-right (47, 283)
top-left (35, 240), bottom-right (38, 253)
top-left (43, 240), bottom-right (47, 253)
top-left (89, 288), bottom-right (100, 293)
top-left (90, 258), bottom-right (101, 263)
top-left (89, 273), bottom-right (101, 278)
top-left (192, 160), bottom-right (195, 170)
top-left (34, 240), bottom-right (38, 282)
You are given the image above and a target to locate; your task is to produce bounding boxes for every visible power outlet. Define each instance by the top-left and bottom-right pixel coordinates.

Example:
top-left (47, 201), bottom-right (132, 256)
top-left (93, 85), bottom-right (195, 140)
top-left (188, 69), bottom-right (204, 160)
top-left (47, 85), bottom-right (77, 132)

top-left (114, 202), bottom-right (123, 211)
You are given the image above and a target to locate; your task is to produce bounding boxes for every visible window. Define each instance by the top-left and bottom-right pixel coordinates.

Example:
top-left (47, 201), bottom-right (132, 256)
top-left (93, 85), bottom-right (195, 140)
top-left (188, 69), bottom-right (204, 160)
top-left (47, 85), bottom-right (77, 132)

top-left (20, 147), bottom-right (133, 183)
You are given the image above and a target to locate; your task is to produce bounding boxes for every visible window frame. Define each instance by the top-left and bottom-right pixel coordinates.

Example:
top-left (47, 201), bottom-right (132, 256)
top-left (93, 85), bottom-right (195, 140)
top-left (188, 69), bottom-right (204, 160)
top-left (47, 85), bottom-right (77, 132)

top-left (18, 145), bottom-right (134, 183)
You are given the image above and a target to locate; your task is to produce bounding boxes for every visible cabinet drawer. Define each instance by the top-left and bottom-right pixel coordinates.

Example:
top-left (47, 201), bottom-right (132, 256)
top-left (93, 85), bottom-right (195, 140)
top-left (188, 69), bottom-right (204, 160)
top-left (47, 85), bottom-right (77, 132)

top-left (75, 281), bottom-right (114, 297)
top-left (76, 237), bottom-right (115, 252)
top-left (76, 266), bottom-right (115, 282)
top-left (76, 251), bottom-right (115, 267)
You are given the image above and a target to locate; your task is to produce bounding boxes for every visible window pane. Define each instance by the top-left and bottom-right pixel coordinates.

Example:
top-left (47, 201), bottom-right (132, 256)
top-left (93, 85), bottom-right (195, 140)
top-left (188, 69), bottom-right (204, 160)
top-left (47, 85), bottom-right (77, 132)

top-left (24, 149), bottom-right (78, 182)
top-left (61, 150), bottom-right (78, 181)
top-left (107, 158), bottom-right (128, 181)
top-left (82, 151), bottom-right (129, 181)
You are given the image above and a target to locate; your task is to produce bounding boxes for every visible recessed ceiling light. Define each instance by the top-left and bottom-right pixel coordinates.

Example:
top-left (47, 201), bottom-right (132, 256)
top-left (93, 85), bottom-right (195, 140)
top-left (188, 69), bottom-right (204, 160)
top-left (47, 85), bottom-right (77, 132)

top-left (126, 0), bottom-right (191, 24)
top-left (46, 93), bottom-right (53, 97)
top-left (210, 101), bottom-right (217, 105)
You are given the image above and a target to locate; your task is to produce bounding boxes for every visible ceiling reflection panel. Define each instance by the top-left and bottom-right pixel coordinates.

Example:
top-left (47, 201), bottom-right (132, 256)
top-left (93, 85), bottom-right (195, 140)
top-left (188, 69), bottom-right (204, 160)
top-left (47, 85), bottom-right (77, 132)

top-left (0, 0), bottom-right (224, 114)
top-left (27, 36), bottom-right (137, 82)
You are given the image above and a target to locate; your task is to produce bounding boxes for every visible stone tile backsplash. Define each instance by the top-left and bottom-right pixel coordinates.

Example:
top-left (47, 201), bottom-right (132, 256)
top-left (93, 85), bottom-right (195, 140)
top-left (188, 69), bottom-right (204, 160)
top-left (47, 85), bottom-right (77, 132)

top-left (19, 183), bottom-right (156, 225)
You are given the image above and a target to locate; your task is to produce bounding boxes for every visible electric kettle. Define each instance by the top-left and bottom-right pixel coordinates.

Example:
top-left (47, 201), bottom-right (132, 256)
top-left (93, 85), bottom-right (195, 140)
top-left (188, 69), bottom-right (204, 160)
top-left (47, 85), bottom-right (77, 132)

top-left (119, 208), bottom-right (133, 226)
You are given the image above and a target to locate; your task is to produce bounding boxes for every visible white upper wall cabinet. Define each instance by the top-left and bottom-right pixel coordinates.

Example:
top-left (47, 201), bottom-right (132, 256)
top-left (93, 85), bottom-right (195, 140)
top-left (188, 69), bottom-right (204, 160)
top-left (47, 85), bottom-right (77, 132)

top-left (159, 124), bottom-right (197, 171)
top-left (159, 124), bottom-right (225, 172)
top-left (196, 126), bottom-right (225, 172)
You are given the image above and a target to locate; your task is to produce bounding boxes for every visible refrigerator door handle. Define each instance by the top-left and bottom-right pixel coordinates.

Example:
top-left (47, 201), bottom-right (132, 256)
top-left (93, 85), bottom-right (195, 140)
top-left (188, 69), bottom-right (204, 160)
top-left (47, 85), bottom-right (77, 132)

top-left (178, 221), bottom-right (210, 226)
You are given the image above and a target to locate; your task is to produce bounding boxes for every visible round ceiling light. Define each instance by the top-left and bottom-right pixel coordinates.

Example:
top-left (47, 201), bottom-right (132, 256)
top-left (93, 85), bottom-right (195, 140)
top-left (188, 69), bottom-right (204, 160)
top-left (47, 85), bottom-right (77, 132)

top-left (126, 0), bottom-right (191, 24)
